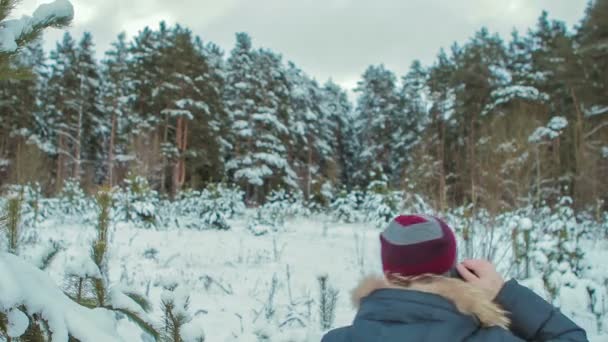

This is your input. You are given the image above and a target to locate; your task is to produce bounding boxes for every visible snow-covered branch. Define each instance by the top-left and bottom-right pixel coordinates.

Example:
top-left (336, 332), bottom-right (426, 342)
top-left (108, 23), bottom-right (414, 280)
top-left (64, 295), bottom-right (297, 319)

top-left (0, 0), bottom-right (74, 53)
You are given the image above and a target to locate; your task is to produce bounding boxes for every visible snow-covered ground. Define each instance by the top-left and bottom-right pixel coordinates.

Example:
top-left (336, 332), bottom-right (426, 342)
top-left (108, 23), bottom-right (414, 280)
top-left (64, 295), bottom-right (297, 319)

top-left (18, 215), bottom-right (380, 341)
top-left (2, 186), bottom-right (608, 341)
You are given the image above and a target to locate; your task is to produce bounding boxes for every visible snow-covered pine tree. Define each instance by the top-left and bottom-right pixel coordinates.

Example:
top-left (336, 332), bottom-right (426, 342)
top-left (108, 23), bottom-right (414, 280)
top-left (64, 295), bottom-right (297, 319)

top-left (156, 25), bottom-right (200, 196)
top-left (46, 32), bottom-right (80, 193)
top-left (75, 32), bottom-right (105, 185)
top-left (127, 25), bottom-right (167, 190)
top-left (156, 25), bottom-right (225, 195)
top-left (487, 29), bottom-right (549, 114)
top-left (187, 39), bottom-right (226, 188)
top-left (397, 60), bottom-right (430, 189)
top-left (285, 63), bottom-right (336, 201)
top-left (526, 13), bottom-right (587, 205)
top-left (449, 28), bottom-right (507, 208)
top-left (353, 65), bottom-right (401, 187)
top-left (322, 81), bottom-right (356, 189)
top-left (153, 21), bottom-right (179, 195)
top-left (101, 32), bottom-right (132, 187)
top-left (225, 33), bottom-right (296, 202)
top-left (46, 32), bottom-right (104, 190)
top-left (0, 41), bottom-right (48, 185)
top-left (575, 1), bottom-right (608, 208)
top-left (577, 0), bottom-right (608, 115)
top-left (422, 49), bottom-right (455, 211)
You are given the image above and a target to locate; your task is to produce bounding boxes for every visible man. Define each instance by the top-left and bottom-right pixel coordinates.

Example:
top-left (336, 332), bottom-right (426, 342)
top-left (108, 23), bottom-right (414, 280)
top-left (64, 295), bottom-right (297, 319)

top-left (322, 214), bottom-right (588, 342)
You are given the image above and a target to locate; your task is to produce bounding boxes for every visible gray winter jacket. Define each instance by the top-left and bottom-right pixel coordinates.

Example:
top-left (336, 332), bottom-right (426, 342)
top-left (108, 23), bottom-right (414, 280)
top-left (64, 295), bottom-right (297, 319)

top-left (321, 276), bottom-right (587, 342)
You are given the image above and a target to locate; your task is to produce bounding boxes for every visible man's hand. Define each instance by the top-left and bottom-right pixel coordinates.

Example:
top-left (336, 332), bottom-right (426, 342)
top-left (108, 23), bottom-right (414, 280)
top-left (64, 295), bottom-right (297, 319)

top-left (456, 259), bottom-right (505, 299)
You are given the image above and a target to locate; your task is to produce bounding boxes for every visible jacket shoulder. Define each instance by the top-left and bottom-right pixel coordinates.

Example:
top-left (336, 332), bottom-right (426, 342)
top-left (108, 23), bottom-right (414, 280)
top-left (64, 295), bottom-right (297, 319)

top-left (496, 279), bottom-right (588, 341)
top-left (321, 326), bottom-right (351, 342)
top-left (467, 326), bottom-right (526, 342)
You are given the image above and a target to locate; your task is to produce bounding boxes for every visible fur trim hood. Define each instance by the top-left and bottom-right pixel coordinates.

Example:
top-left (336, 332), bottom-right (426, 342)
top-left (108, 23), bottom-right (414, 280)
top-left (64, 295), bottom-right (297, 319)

top-left (352, 275), bottom-right (510, 329)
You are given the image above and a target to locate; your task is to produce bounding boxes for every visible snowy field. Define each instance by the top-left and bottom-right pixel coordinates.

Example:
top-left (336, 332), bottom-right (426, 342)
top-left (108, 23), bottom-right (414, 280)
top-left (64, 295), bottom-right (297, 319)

top-left (2, 185), bottom-right (608, 341)
top-left (23, 216), bottom-right (383, 341)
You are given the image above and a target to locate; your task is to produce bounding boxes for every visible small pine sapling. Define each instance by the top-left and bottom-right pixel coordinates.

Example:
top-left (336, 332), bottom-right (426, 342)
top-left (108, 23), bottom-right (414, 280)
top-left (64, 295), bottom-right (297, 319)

top-left (38, 241), bottom-right (63, 270)
top-left (361, 180), bottom-right (400, 228)
top-left (330, 188), bottom-right (360, 223)
top-left (318, 274), bottom-right (339, 331)
top-left (279, 265), bottom-right (307, 329)
top-left (161, 285), bottom-right (200, 342)
top-left (252, 274), bottom-right (279, 324)
top-left (119, 174), bottom-right (160, 228)
top-left (265, 274), bottom-right (279, 321)
top-left (58, 178), bottom-right (91, 217)
top-left (2, 193), bottom-right (24, 254)
top-left (92, 189), bottom-right (113, 306)
top-left (62, 188), bottom-right (160, 340)
top-left (0, 311), bottom-right (6, 339)
top-left (520, 217), bottom-right (533, 278)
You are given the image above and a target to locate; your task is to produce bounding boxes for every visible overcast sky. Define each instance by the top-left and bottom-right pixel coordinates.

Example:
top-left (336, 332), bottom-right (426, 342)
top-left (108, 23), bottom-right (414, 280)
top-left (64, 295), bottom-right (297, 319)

top-left (15, 0), bottom-right (588, 91)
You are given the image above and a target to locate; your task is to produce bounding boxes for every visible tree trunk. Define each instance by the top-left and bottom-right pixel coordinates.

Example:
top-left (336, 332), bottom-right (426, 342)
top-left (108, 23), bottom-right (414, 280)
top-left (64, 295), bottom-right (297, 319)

top-left (306, 135), bottom-right (312, 200)
top-left (535, 145), bottom-right (541, 206)
top-left (160, 115), bottom-right (169, 194)
top-left (74, 77), bottom-right (84, 181)
top-left (435, 111), bottom-right (446, 212)
top-left (56, 134), bottom-right (65, 194)
top-left (15, 137), bottom-right (22, 184)
top-left (469, 113), bottom-right (477, 207)
top-left (180, 119), bottom-right (188, 187)
top-left (151, 130), bottom-right (159, 185)
top-left (107, 113), bottom-right (116, 187)
top-left (570, 87), bottom-right (586, 202)
top-left (172, 117), bottom-right (182, 197)
top-left (74, 111), bottom-right (81, 181)
top-left (172, 116), bottom-right (187, 196)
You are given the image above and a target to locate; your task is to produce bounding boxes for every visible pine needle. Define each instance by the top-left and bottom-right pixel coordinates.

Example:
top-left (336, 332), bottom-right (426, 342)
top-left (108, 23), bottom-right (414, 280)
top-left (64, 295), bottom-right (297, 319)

top-left (65, 293), bottom-right (98, 309)
top-left (39, 242), bottom-right (62, 270)
top-left (110, 307), bottom-right (160, 341)
top-left (124, 291), bottom-right (153, 313)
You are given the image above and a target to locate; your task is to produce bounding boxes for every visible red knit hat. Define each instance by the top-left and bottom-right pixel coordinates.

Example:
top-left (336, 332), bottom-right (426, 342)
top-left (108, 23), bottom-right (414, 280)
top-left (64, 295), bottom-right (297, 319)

top-left (380, 214), bottom-right (457, 276)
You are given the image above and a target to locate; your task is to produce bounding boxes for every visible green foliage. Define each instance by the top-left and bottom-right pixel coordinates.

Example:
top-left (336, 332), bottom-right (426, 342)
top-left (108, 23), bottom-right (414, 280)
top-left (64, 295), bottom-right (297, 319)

top-left (2, 193), bottom-right (23, 253)
top-left (90, 188), bottom-right (114, 306)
